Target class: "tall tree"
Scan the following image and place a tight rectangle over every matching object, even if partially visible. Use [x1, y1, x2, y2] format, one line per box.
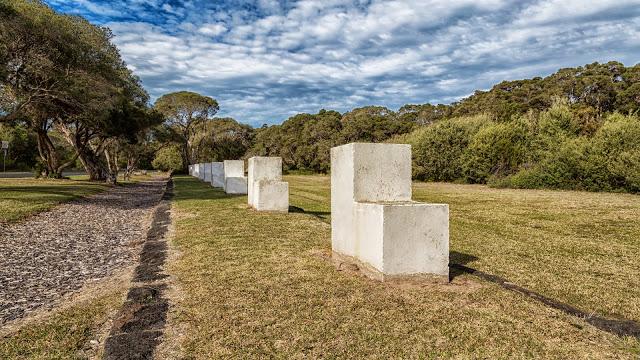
[154, 91, 219, 172]
[0, 0, 158, 182]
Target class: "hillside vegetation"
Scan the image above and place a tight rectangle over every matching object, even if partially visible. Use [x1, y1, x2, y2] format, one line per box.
[247, 62, 639, 192]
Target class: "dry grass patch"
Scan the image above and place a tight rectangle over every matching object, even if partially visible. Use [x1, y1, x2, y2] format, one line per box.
[167, 176, 639, 358]
[0, 278, 128, 359]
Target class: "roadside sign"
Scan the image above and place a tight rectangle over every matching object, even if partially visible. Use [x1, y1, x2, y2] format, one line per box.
[1, 141, 7, 149]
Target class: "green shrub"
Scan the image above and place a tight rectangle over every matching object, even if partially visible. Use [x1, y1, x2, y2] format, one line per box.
[407, 115, 489, 181]
[462, 118, 530, 183]
[152, 145, 183, 173]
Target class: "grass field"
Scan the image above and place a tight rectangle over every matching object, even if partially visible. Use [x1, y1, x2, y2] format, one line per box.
[0, 281, 127, 359]
[0, 178, 109, 223]
[167, 175, 640, 358]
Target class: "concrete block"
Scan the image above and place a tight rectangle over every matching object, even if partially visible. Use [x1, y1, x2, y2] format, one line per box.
[253, 180, 289, 211]
[331, 142, 449, 282]
[223, 160, 244, 178]
[211, 162, 224, 188]
[203, 163, 212, 183]
[188, 165, 192, 176]
[225, 177, 247, 194]
[223, 160, 247, 194]
[247, 157, 288, 211]
[193, 163, 200, 178]
[198, 163, 205, 180]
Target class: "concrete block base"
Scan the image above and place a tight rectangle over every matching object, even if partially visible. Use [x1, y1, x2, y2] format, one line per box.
[331, 251, 449, 284]
[225, 177, 247, 194]
[253, 180, 288, 212]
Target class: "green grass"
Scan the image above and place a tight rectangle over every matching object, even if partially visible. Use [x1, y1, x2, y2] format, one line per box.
[0, 178, 109, 223]
[0, 287, 125, 359]
[168, 175, 640, 358]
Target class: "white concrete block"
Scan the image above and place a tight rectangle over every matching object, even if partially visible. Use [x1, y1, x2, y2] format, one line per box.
[331, 142, 449, 282]
[193, 163, 200, 178]
[248, 157, 282, 206]
[223, 160, 244, 178]
[188, 165, 192, 176]
[225, 177, 247, 194]
[211, 162, 224, 188]
[203, 162, 212, 183]
[253, 180, 289, 211]
[247, 157, 288, 211]
[223, 160, 247, 194]
[198, 163, 205, 180]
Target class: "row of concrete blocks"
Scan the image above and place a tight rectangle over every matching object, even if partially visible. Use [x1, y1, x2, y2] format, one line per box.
[189, 143, 450, 283]
[188, 157, 289, 212]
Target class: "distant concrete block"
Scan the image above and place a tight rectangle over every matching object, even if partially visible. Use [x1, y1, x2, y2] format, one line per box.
[204, 162, 212, 183]
[211, 162, 224, 188]
[225, 177, 247, 194]
[188, 165, 193, 176]
[199, 163, 207, 181]
[223, 160, 247, 194]
[331, 142, 449, 282]
[247, 157, 288, 211]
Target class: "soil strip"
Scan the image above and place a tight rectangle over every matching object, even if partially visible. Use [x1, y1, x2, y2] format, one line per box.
[103, 179, 173, 359]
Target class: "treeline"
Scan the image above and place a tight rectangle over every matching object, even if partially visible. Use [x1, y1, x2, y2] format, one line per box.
[1, 0, 638, 192]
[246, 61, 640, 192]
[0, 0, 162, 183]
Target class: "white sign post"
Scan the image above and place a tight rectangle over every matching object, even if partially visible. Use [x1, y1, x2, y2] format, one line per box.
[1, 141, 8, 173]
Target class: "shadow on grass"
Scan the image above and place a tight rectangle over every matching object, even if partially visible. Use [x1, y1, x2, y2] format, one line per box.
[450, 262, 640, 339]
[289, 205, 331, 223]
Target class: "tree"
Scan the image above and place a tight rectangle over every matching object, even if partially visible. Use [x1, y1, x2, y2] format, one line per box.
[152, 145, 183, 173]
[154, 91, 219, 172]
[0, 0, 158, 182]
[191, 118, 254, 163]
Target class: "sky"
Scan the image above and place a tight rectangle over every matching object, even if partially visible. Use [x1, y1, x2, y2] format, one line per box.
[45, 0, 640, 126]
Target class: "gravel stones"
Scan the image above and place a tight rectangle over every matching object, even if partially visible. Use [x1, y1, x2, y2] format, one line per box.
[0, 179, 167, 325]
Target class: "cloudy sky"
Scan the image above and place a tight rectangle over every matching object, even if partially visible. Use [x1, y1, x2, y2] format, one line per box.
[45, 0, 640, 126]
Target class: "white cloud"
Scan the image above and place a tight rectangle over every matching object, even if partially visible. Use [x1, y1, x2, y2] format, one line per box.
[47, 0, 640, 125]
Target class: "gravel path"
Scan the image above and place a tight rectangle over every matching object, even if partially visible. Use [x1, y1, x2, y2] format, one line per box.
[0, 179, 168, 325]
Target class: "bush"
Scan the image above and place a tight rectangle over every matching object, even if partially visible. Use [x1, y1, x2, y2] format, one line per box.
[152, 145, 183, 173]
[407, 115, 489, 181]
[462, 118, 530, 183]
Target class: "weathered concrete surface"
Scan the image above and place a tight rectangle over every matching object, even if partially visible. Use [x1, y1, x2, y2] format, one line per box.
[192, 164, 200, 178]
[247, 157, 288, 211]
[188, 165, 193, 176]
[225, 177, 247, 194]
[253, 181, 289, 211]
[331, 142, 449, 281]
[211, 162, 224, 188]
[203, 163, 212, 183]
[223, 160, 247, 194]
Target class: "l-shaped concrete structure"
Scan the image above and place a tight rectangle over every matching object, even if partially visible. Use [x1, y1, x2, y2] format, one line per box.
[331, 143, 449, 282]
[247, 157, 289, 212]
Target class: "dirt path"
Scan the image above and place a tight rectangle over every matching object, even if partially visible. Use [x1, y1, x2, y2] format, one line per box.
[0, 178, 168, 325]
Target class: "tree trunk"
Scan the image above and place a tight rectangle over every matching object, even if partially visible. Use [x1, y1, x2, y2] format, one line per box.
[77, 147, 107, 181]
[181, 142, 190, 173]
[35, 129, 63, 178]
